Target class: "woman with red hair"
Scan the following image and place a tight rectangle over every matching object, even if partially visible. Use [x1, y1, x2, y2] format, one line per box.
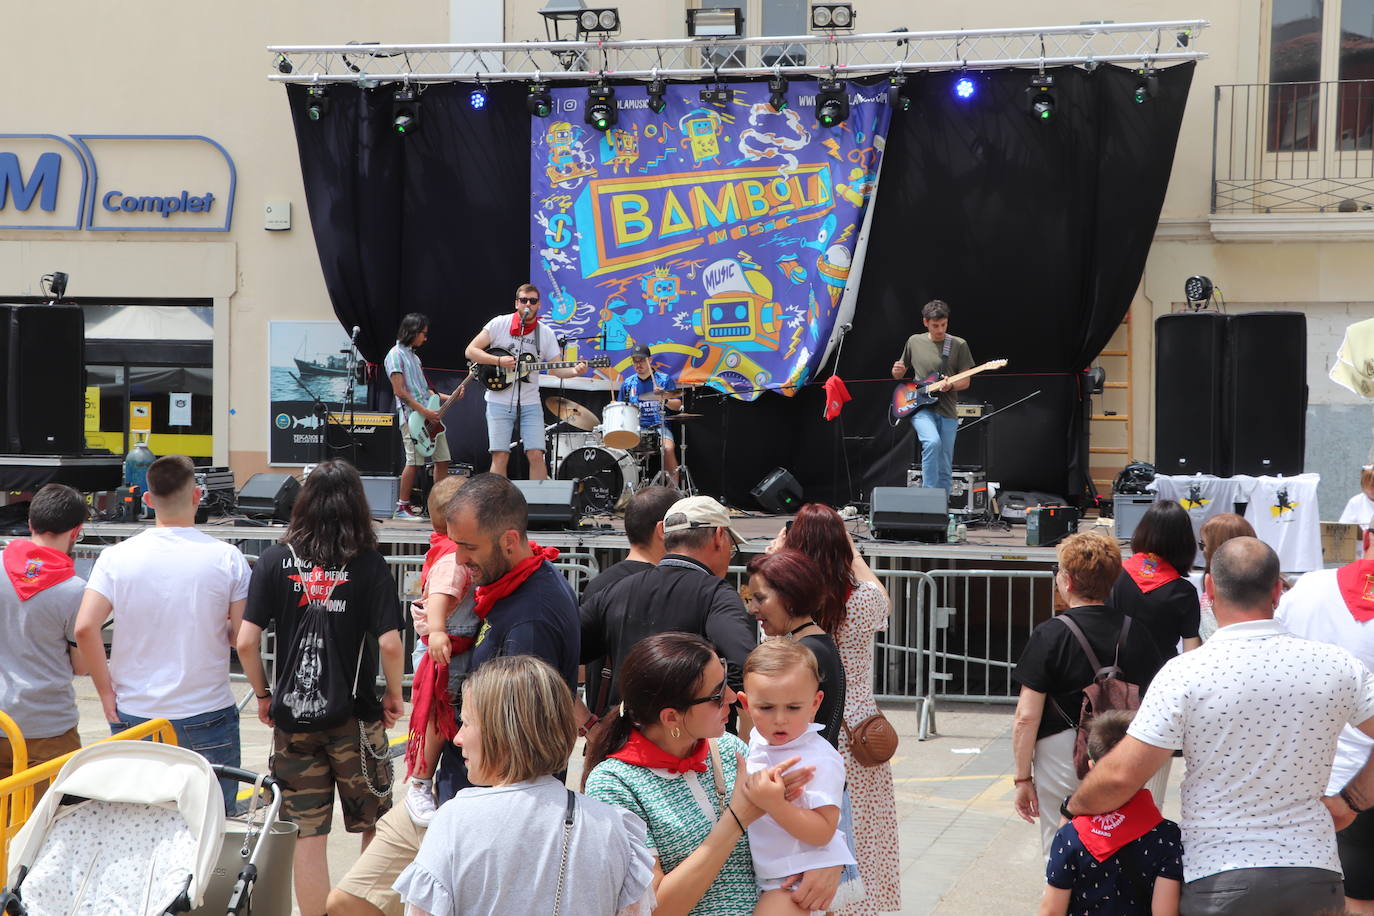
[774, 504, 900, 916]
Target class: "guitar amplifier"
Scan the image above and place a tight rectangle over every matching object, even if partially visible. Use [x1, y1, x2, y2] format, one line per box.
[906, 467, 988, 516]
[1026, 505, 1080, 547]
[326, 411, 403, 476]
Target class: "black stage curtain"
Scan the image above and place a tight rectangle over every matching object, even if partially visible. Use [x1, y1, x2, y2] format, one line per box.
[287, 63, 1192, 504]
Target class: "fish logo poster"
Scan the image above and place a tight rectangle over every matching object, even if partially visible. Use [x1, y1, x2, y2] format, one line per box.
[530, 80, 891, 400]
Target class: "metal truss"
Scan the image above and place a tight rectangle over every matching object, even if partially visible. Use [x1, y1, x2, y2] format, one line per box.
[268, 19, 1208, 85]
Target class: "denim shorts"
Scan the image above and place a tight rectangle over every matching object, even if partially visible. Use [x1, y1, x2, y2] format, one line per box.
[111, 704, 241, 814]
[486, 400, 547, 453]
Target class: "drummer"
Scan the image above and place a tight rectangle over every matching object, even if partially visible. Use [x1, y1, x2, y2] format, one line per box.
[619, 343, 681, 486]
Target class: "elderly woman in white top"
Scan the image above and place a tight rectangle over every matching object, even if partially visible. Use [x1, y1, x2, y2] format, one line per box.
[394, 655, 655, 916]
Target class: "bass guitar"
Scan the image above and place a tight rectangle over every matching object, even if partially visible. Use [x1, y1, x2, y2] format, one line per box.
[473, 346, 611, 392]
[408, 371, 478, 459]
[890, 358, 1008, 420]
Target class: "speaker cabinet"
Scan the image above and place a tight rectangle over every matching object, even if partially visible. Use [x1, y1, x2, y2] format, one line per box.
[870, 486, 947, 541]
[1, 304, 85, 454]
[360, 476, 401, 519]
[751, 467, 803, 513]
[511, 479, 578, 530]
[237, 473, 301, 521]
[1155, 312, 1228, 476]
[1224, 311, 1306, 476]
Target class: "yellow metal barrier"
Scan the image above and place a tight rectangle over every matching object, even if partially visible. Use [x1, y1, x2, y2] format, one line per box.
[0, 718, 178, 882]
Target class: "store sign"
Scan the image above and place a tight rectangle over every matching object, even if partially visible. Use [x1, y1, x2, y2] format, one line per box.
[0, 133, 235, 231]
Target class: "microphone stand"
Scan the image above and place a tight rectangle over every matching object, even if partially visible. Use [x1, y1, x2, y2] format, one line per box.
[341, 329, 361, 468]
[290, 370, 333, 466]
[828, 323, 858, 507]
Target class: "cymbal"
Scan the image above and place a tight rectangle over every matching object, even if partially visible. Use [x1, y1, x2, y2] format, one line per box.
[637, 390, 683, 402]
[665, 413, 703, 421]
[544, 397, 598, 431]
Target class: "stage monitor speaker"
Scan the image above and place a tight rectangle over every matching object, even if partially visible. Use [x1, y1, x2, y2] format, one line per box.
[1026, 505, 1080, 547]
[512, 479, 578, 530]
[870, 486, 947, 541]
[1224, 311, 1306, 476]
[1155, 312, 1228, 476]
[236, 473, 301, 522]
[360, 475, 400, 519]
[751, 467, 803, 514]
[1, 304, 85, 454]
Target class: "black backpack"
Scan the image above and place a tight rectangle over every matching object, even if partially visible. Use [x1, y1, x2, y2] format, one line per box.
[271, 546, 362, 732]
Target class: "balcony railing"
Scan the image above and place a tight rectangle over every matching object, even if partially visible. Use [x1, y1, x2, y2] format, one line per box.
[1212, 80, 1374, 213]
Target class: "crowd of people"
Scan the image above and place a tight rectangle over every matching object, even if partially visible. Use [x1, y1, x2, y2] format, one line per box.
[8, 458, 1374, 915]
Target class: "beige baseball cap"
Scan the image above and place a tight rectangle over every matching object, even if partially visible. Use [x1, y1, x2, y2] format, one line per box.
[662, 495, 746, 547]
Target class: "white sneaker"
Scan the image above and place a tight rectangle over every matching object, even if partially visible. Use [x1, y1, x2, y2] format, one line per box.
[405, 778, 437, 825]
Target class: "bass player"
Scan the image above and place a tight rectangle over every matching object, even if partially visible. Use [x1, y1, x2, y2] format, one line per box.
[890, 299, 974, 497]
[465, 283, 588, 479]
[386, 312, 451, 519]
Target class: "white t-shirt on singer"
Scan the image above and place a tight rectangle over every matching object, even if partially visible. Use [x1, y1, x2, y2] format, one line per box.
[86, 526, 251, 720]
[481, 315, 561, 408]
[745, 723, 855, 880]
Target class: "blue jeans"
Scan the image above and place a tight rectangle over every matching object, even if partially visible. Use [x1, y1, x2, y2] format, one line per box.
[912, 409, 959, 495]
[111, 704, 240, 814]
[486, 400, 547, 453]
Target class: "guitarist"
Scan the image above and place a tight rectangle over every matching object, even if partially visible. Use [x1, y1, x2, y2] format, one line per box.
[386, 312, 451, 519]
[464, 283, 588, 480]
[890, 299, 974, 497]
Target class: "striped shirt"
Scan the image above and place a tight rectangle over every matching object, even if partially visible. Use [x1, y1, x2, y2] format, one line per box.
[384, 342, 428, 420]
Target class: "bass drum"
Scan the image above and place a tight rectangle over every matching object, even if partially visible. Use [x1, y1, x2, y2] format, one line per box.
[556, 446, 639, 514]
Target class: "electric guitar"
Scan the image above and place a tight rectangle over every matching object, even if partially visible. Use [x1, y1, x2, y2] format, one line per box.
[408, 371, 479, 459]
[890, 358, 1008, 420]
[473, 346, 611, 392]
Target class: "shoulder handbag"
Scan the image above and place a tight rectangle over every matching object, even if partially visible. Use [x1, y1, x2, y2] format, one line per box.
[842, 711, 899, 767]
[551, 787, 577, 916]
[271, 545, 363, 732]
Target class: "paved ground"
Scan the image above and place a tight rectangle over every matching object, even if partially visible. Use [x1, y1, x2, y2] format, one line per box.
[58, 682, 1183, 914]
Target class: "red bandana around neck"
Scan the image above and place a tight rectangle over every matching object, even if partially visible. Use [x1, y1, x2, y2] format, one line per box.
[1123, 552, 1181, 594]
[472, 542, 560, 618]
[4, 541, 75, 601]
[1337, 557, 1374, 623]
[421, 531, 458, 586]
[1072, 789, 1164, 862]
[609, 729, 710, 774]
[509, 310, 539, 337]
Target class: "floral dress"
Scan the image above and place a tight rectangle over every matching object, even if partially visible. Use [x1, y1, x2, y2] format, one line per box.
[832, 580, 901, 914]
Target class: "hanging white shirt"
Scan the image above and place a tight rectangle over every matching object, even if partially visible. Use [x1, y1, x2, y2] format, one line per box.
[1238, 473, 1323, 572]
[1128, 618, 1374, 883]
[1150, 475, 1253, 567]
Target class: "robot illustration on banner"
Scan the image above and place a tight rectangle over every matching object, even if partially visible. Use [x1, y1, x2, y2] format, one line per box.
[639, 266, 684, 315]
[600, 126, 641, 174]
[678, 108, 725, 167]
[543, 121, 597, 188]
[691, 257, 784, 352]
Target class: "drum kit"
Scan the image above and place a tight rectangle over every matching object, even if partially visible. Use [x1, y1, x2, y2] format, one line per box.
[544, 387, 701, 515]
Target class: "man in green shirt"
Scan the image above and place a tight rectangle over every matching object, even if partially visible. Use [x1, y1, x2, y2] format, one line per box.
[890, 299, 974, 496]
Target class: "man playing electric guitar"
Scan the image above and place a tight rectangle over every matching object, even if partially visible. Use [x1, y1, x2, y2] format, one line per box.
[386, 312, 452, 519]
[465, 282, 588, 479]
[890, 299, 974, 497]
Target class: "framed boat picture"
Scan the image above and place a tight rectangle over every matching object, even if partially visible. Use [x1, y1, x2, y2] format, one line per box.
[268, 320, 370, 466]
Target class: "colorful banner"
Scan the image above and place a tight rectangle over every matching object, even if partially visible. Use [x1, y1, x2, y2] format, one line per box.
[530, 80, 891, 400]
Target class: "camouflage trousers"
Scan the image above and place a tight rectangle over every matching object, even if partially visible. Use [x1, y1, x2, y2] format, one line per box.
[270, 718, 393, 838]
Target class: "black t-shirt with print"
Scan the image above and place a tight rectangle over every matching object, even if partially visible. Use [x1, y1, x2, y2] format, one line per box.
[1013, 605, 1165, 741]
[243, 544, 404, 724]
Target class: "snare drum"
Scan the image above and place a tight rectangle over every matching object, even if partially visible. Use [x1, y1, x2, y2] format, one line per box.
[601, 401, 641, 449]
[556, 445, 639, 513]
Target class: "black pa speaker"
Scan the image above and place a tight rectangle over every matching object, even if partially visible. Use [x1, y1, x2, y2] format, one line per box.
[870, 486, 947, 541]
[511, 479, 578, 530]
[751, 467, 803, 514]
[236, 473, 301, 522]
[1155, 312, 1228, 475]
[1224, 311, 1306, 476]
[1, 304, 85, 454]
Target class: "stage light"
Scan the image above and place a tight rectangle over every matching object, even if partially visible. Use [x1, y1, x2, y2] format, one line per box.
[526, 81, 553, 117]
[647, 78, 667, 114]
[468, 87, 488, 110]
[539, 0, 587, 42]
[686, 7, 744, 38]
[815, 79, 849, 128]
[700, 86, 731, 106]
[1184, 275, 1213, 304]
[392, 87, 421, 135]
[275, 55, 294, 75]
[768, 75, 789, 112]
[586, 82, 617, 131]
[810, 3, 855, 31]
[954, 76, 976, 99]
[1132, 67, 1159, 104]
[887, 71, 909, 112]
[1026, 74, 1055, 120]
[305, 86, 329, 121]
[576, 7, 620, 36]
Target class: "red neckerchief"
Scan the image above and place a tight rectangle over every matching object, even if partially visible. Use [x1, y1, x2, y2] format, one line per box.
[421, 531, 457, 586]
[508, 310, 539, 337]
[3, 541, 75, 601]
[609, 729, 710, 774]
[1123, 552, 1181, 594]
[472, 542, 560, 618]
[1337, 558, 1374, 623]
[1072, 789, 1163, 862]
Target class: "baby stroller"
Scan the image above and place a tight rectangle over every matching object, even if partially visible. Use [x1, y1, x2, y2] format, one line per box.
[1, 742, 289, 916]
